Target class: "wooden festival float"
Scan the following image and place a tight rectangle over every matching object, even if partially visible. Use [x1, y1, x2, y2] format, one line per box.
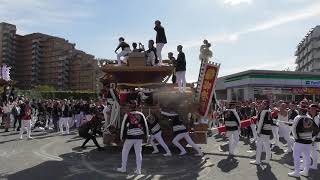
[100, 52, 220, 146]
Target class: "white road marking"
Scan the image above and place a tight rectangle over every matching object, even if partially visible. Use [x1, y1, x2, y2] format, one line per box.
[33, 141, 63, 161]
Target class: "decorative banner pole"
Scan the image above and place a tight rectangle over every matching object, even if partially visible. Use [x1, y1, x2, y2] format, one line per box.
[1, 64, 11, 81]
[197, 62, 220, 117]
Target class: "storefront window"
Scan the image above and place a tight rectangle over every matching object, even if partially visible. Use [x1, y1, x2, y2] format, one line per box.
[295, 94, 313, 102]
[231, 89, 236, 101]
[275, 94, 286, 101]
[231, 88, 245, 101]
[237, 89, 244, 102]
[254, 94, 268, 101]
[295, 95, 304, 102]
[304, 95, 313, 101]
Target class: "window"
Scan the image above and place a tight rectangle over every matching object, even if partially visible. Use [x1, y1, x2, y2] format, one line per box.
[254, 94, 268, 101]
[237, 89, 244, 101]
[315, 95, 320, 102]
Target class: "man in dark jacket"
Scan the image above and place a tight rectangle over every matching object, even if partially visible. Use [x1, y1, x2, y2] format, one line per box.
[175, 45, 186, 93]
[52, 101, 61, 132]
[79, 113, 104, 150]
[154, 20, 167, 65]
[12, 101, 21, 131]
[115, 37, 131, 65]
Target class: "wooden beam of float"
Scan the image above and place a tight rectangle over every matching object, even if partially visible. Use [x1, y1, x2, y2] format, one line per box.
[100, 66, 174, 85]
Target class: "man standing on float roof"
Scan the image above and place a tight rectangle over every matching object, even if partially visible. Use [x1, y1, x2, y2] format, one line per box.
[223, 102, 241, 156]
[154, 20, 167, 65]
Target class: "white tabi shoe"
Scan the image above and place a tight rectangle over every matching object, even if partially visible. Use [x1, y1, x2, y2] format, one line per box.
[250, 160, 260, 165]
[299, 170, 309, 177]
[284, 149, 292, 153]
[163, 152, 172, 157]
[152, 150, 159, 154]
[134, 169, 141, 175]
[263, 160, 270, 165]
[288, 171, 300, 178]
[250, 138, 256, 143]
[116, 168, 126, 173]
[179, 151, 187, 156]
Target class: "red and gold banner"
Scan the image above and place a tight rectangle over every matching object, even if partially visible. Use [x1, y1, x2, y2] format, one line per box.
[198, 63, 219, 117]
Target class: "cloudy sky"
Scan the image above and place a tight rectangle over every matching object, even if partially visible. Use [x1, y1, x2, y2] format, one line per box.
[0, 0, 319, 81]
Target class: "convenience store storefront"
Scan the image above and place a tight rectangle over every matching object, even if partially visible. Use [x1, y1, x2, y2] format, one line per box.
[215, 70, 320, 102]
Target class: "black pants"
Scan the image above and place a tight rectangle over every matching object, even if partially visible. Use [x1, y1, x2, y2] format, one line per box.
[80, 130, 101, 148]
[52, 117, 59, 131]
[13, 116, 21, 129]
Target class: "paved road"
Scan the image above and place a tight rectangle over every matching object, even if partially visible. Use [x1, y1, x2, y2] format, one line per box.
[0, 129, 319, 180]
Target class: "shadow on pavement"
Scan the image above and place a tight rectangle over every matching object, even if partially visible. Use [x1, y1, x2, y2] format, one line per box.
[0, 131, 20, 137]
[0, 138, 18, 145]
[3, 146, 210, 180]
[273, 152, 294, 166]
[271, 146, 285, 155]
[256, 165, 277, 180]
[205, 152, 255, 160]
[217, 156, 239, 172]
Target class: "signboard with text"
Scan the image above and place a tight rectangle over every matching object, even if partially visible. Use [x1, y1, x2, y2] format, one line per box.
[198, 63, 220, 117]
[305, 80, 320, 87]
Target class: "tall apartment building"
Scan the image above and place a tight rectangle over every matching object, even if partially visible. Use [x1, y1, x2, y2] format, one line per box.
[38, 36, 75, 90]
[295, 26, 320, 72]
[0, 22, 16, 74]
[1, 22, 100, 91]
[15, 33, 49, 88]
[15, 33, 76, 90]
[69, 50, 101, 91]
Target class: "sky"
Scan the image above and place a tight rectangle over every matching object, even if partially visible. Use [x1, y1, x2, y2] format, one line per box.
[0, 0, 319, 82]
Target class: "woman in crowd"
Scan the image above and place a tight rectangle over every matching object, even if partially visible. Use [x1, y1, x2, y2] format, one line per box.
[2, 101, 12, 132]
[277, 102, 293, 153]
[19, 100, 32, 139]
